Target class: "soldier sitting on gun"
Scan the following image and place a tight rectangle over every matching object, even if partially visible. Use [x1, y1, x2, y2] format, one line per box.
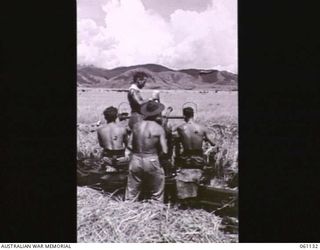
[127, 72, 149, 130]
[174, 107, 216, 207]
[97, 106, 130, 173]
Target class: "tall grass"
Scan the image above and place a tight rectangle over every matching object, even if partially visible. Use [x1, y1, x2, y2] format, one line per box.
[78, 186, 238, 243]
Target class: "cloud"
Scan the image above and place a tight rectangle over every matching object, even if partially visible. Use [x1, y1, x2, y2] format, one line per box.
[77, 0, 237, 73]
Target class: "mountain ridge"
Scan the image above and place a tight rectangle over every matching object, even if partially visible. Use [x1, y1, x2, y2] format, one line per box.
[77, 64, 238, 90]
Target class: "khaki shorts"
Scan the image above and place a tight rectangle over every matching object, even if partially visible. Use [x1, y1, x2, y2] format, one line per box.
[175, 154, 205, 199]
[176, 168, 204, 199]
[125, 154, 164, 202]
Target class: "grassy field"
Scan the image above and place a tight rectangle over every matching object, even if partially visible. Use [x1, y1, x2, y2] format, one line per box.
[77, 88, 238, 125]
[77, 88, 238, 243]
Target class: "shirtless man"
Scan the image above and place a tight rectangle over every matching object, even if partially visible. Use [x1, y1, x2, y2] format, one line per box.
[97, 106, 129, 172]
[175, 107, 215, 203]
[127, 71, 149, 130]
[125, 101, 168, 202]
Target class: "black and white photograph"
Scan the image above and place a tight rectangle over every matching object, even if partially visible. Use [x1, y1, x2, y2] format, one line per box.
[3, 0, 320, 244]
[77, 0, 238, 243]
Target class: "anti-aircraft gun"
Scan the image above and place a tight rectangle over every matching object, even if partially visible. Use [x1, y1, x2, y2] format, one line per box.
[78, 99, 238, 218]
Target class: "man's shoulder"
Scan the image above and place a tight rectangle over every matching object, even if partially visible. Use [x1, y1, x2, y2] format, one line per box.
[120, 125, 130, 134]
[97, 123, 117, 131]
[147, 120, 164, 131]
[191, 122, 206, 134]
[194, 122, 205, 129]
[128, 88, 136, 93]
[177, 122, 205, 130]
[186, 121, 204, 129]
[111, 123, 127, 132]
[177, 123, 187, 131]
[177, 123, 185, 129]
[97, 125, 107, 134]
[129, 84, 140, 92]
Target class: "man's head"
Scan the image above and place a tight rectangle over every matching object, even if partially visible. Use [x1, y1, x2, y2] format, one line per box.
[133, 71, 148, 89]
[183, 107, 194, 121]
[103, 106, 118, 123]
[140, 101, 165, 121]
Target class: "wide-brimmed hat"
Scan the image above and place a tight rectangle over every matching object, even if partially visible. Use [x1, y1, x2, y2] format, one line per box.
[140, 101, 165, 117]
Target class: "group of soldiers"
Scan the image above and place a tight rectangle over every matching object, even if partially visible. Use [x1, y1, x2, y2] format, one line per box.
[97, 72, 216, 204]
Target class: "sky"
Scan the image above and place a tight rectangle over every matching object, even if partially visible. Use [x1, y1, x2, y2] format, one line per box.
[77, 0, 237, 73]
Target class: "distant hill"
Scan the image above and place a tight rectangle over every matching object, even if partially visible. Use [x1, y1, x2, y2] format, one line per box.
[77, 64, 237, 90]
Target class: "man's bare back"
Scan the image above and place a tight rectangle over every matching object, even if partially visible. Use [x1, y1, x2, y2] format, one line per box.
[177, 121, 208, 151]
[97, 123, 128, 150]
[125, 101, 168, 202]
[174, 108, 215, 201]
[132, 121, 168, 154]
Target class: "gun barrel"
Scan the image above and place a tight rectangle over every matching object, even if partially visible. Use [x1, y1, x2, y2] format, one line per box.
[164, 116, 184, 119]
[119, 115, 184, 120]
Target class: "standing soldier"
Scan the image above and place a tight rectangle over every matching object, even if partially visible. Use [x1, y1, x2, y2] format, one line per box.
[174, 107, 216, 207]
[125, 101, 168, 202]
[127, 71, 149, 130]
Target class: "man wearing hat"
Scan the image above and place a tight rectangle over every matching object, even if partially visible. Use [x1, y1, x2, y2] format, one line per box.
[125, 101, 168, 202]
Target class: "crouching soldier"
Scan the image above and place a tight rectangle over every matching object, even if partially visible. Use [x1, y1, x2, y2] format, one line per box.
[97, 106, 130, 192]
[174, 107, 215, 207]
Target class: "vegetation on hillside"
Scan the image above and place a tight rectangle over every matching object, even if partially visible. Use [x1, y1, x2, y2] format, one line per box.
[77, 64, 237, 90]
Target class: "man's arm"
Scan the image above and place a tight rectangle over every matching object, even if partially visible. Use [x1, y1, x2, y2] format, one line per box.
[174, 126, 182, 157]
[122, 128, 129, 148]
[162, 106, 173, 130]
[126, 132, 133, 151]
[97, 130, 104, 148]
[159, 127, 168, 154]
[130, 89, 148, 106]
[203, 127, 215, 146]
[165, 123, 174, 158]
